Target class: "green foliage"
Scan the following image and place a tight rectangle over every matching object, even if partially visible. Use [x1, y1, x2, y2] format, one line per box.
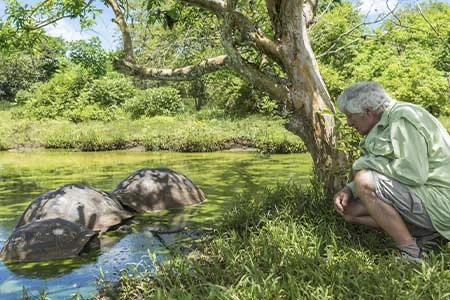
[205, 72, 279, 116]
[14, 69, 137, 122]
[78, 72, 135, 107]
[0, 108, 306, 153]
[439, 116, 450, 131]
[13, 66, 88, 120]
[4, 0, 102, 31]
[123, 86, 183, 119]
[376, 48, 449, 116]
[69, 72, 136, 122]
[310, 2, 363, 69]
[0, 22, 65, 100]
[315, 2, 450, 117]
[437, 31, 450, 73]
[333, 112, 362, 165]
[68, 37, 109, 77]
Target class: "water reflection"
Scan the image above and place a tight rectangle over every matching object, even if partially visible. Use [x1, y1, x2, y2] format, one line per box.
[0, 150, 311, 299]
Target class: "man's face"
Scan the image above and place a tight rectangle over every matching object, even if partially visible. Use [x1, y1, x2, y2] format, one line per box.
[345, 109, 381, 135]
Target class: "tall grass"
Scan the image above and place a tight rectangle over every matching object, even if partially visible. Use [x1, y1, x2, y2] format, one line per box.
[0, 108, 306, 154]
[101, 180, 450, 299]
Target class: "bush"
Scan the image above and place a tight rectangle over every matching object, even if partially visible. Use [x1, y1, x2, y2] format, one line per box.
[14, 69, 137, 122]
[0, 48, 63, 101]
[67, 72, 136, 122]
[205, 71, 279, 116]
[78, 72, 136, 107]
[68, 37, 109, 77]
[123, 87, 184, 119]
[13, 66, 88, 120]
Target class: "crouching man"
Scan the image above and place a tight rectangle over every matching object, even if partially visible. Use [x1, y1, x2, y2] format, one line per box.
[334, 81, 450, 262]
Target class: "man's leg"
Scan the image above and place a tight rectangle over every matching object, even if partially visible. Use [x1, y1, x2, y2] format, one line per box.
[353, 169, 419, 256]
[342, 199, 379, 228]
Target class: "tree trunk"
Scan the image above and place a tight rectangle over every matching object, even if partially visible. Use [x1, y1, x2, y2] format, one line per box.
[279, 0, 351, 198]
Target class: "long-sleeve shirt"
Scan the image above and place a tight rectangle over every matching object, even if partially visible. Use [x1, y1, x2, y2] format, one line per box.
[346, 101, 450, 239]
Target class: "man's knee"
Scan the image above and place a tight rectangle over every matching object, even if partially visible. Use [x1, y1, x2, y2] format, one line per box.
[354, 170, 377, 203]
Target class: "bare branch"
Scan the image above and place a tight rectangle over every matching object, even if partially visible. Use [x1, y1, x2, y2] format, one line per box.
[221, 2, 288, 103]
[312, 5, 397, 59]
[114, 55, 230, 80]
[104, 0, 134, 61]
[31, 0, 96, 30]
[416, 2, 450, 51]
[316, 38, 360, 59]
[183, 0, 283, 66]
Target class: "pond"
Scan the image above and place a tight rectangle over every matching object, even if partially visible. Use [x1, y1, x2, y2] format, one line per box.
[0, 150, 312, 299]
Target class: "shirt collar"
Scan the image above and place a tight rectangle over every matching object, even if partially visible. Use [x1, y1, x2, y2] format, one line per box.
[375, 100, 397, 128]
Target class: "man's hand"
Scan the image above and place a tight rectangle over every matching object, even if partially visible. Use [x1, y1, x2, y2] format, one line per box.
[334, 186, 353, 216]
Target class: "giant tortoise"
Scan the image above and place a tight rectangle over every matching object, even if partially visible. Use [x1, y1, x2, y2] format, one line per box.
[16, 184, 133, 232]
[111, 168, 206, 213]
[0, 218, 98, 262]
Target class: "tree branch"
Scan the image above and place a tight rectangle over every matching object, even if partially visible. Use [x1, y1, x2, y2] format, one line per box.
[416, 2, 450, 51]
[312, 5, 396, 60]
[104, 0, 134, 61]
[114, 55, 230, 80]
[29, 0, 96, 30]
[220, 1, 288, 103]
[183, 0, 283, 67]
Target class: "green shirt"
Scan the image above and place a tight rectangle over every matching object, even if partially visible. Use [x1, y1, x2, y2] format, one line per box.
[346, 101, 450, 239]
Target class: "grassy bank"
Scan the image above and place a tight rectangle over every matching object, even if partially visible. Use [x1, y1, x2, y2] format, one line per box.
[98, 181, 450, 299]
[1, 102, 449, 154]
[0, 107, 306, 154]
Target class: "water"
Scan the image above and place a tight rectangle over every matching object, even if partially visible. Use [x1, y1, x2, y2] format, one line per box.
[0, 150, 312, 299]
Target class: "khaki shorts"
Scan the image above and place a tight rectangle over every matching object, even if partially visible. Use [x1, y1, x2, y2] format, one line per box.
[369, 170, 436, 235]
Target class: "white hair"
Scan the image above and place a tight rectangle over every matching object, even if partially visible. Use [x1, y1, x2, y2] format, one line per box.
[337, 81, 394, 114]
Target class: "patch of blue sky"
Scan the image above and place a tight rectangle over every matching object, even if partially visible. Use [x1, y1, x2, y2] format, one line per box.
[1, 0, 119, 51]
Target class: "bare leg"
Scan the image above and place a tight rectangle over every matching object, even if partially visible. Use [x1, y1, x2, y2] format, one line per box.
[342, 200, 380, 228]
[354, 170, 415, 247]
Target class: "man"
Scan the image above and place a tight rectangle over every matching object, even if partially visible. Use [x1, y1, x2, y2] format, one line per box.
[334, 81, 450, 262]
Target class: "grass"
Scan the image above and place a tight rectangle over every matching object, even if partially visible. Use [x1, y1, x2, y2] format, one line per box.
[95, 180, 450, 299]
[0, 106, 306, 154]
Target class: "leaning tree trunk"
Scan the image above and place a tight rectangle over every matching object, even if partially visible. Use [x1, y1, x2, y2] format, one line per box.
[273, 0, 351, 198]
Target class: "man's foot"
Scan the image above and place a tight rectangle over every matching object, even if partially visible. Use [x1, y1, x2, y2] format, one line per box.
[396, 242, 424, 263]
[396, 248, 424, 263]
[415, 232, 445, 250]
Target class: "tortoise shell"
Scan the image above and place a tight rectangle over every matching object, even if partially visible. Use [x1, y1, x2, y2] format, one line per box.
[111, 168, 206, 213]
[16, 184, 133, 232]
[0, 218, 98, 262]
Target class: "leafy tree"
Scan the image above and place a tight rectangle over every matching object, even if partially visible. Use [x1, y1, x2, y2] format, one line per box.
[68, 37, 109, 77]
[348, 3, 450, 116]
[0, 22, 66, 100]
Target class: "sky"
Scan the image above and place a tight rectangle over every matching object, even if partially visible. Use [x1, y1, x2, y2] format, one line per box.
[1, 0, 449, 51]
[0, 0, 119, 50]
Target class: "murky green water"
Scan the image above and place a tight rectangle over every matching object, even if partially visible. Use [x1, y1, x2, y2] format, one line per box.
[0, 150, 311, 299]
